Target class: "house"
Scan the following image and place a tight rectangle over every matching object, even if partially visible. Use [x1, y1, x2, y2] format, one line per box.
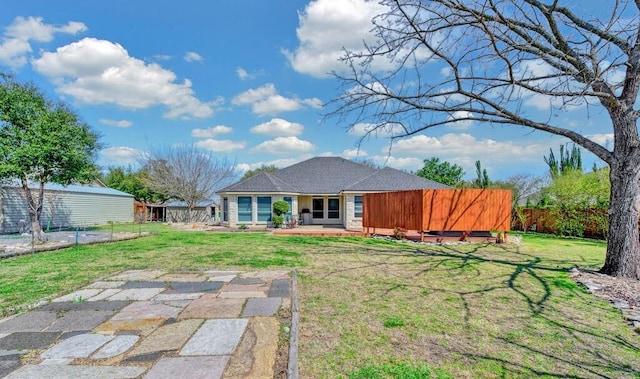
[165, 201, 219, 223]
[0, 183, 134, 233]
[217, 157, 449, 230]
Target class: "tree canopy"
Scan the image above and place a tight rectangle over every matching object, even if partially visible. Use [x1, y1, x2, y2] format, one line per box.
[330, 0, 640, 278]
[105, 166, 168, 204]
[0, 74, 101, 239]
[415, 157, 465, 187]
[240, 165, 279, 181]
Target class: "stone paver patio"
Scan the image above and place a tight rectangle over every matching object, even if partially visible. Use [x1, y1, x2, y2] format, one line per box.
[0, 269, 291, 378]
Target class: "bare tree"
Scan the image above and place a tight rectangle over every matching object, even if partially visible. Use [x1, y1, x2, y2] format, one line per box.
[330, 0, 640, 278]
[143, 145, 237, 222]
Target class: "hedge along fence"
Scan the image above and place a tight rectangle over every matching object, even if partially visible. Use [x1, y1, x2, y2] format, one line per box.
[514, 208, 609, 239]
[363, 189, 512, 240]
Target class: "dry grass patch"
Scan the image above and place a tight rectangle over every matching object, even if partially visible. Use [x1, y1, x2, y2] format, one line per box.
[297, 235, 640, 378]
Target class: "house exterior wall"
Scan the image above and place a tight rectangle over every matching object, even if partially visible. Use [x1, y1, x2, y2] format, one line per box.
[223, 194, 299, 228]
[0, 187, 134, 234]
[344, 194, 364, 230]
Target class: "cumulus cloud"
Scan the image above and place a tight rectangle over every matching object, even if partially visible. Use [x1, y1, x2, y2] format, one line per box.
[0, 16, 86, 68]
[232, 83, 322, 116]
[101, 146, 145, 165]
[369, 155, 424, 171]
[235, 157, 305, 173]
[251, 136, 316, 154]
[341, 148, 368, 158]
[184, 51, 203, 62]
[194, 139, 246, 152]
[99, 118, 133, 128]
[236, 67, 249, 80]
[587, 133, 614, 148]
[446, 111, 474, 130]
[284, 0, 389, 78]
[191, 125, 233, 138]
[348, 122, 406, 138]
[32, 37, 218, 119]
[251, 118, 304, 136]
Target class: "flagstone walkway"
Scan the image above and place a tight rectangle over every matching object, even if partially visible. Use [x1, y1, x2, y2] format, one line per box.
[0, 269, 292, 378]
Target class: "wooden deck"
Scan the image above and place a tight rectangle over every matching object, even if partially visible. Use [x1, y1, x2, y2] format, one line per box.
[271, 226, 502, 242]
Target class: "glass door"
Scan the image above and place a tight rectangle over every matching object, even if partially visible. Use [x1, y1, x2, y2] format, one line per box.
[312, 198, 324, 219]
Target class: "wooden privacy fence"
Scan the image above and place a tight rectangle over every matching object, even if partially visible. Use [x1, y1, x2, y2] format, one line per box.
[363, 189, 512, 239]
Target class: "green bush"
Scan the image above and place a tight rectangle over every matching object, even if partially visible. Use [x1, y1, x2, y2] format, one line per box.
[272, 215, 284, 228]
[273, 200, 289, 216]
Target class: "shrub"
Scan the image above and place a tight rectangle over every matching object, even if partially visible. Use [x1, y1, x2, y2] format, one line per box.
[272, 215, 284, 228]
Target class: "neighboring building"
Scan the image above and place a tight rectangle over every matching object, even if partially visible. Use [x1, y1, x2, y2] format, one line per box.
[0, 183, 134, 234]
[217, 157, 449, 230]
[165, 201, 218, 223]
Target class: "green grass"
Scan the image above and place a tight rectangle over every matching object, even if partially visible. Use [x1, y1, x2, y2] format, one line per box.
[0, 227, 638, 378]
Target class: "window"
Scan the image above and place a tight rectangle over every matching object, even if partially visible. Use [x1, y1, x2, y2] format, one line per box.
[223, 197, 229, 222]
[283, 196, 293, 220]
[257, 196, 272, 222]
[312, 198, 324, 219]
[354, 196, 363, 218]
[328, 198, 340, 219]
[237, 196, 252, 222]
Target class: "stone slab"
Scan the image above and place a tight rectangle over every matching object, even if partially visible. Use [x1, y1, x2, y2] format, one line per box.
[107, 288, 164, 301]
[0, 312, 56, 333]
[242, 298, 281, 317]
[207, 275, 237, 283]
[92, 335, 139, 359]
[38, 358, 73, 365]
[85, 281, 125, 289]
[39, 300, 130, 312]
[121, 351, 164, 363]
[0, 332, 61, 350]
[129, 319, 201, 356]
[165, 281, 223, 294]
[5, 364, 146, 378]
[120, 281, 167, 289]
[268, 279, 290, 298]
[220, 284, 268, 293]
[180, 318, 247, 356]
[179, 298, 245, 319]
[203, 270, 241, 276]
[108, 269, 166, 281]
[45, 310, 115, 332]
[224, 317, 279, 379]
[256, 270, 290, 280]
[230, 277, 265, 285]
[218, 291, 266, 299]
[145, 356, 230, 379]
[153, 293, 204, 301]
[111, 301, 183, 321]
[87, 289, 122, 301]
[94, 318, 165, 336]
[157, 273, 206, 282]
[52, 289, 102, 303]
[0, 356, 21, 378]
[41, 333, 113, 359]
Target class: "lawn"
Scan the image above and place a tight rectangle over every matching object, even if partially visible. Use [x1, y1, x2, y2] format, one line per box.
[0, 228, 638, 378]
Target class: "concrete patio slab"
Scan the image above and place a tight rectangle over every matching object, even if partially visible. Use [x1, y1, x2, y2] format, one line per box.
[230, 277, 265, 285]
[52, 289, 102, 302]
[268, 279, 291, 297]
[0, 332, 61, 350]
[39, 300, 130, 312]
[157, 273, 207, 282]
[110, 301, 182, 321]
[242, 297, 281, 317]
[87, 289, 122, 301]
[108, 269, 166, 281]
[120, 281, 167, 289]
[85, 281, 125, 289]
[165, 281, 224, 294]
[218, 291, 266, 299]
[41, 333, 113, 359]
[179, 298, 245, 319]
[94, 318, 166, 336]
[180, 319, 247, 356]
[153, 293, 204, 301]
[256, 270, 291, 280]
[220, 283, 269, 293]
[5, 364, 146, 378]
[0, 356, 21, 378]
[45, 310, 115, 332]
[207, 274, 237, 282]
[145, 356, 230, 379]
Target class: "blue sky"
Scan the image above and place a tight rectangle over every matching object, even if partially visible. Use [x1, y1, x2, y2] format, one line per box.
[0, 0, 613, 181]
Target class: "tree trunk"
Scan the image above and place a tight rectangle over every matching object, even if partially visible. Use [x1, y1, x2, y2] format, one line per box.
[601, 159, 640, 279]
[20, 178, 44, 241]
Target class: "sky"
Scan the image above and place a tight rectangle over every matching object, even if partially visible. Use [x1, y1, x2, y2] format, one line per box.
[0, 0, 615, 181]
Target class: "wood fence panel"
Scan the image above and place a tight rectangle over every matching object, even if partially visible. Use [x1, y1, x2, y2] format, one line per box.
[364, 189, 511, 232]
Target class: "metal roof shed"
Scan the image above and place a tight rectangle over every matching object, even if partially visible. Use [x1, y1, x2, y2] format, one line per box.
[0, 183, 134, 234]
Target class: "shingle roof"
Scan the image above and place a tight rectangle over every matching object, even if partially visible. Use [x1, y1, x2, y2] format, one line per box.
[218, 157, 448, 195]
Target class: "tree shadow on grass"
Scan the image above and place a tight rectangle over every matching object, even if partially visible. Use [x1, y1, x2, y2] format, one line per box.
[306, 241, 640, 378]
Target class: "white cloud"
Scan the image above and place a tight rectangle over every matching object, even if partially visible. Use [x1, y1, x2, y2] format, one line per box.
[236, 67, 249, 80]
[251, 136, 316, 154]
[194, 139, 246, 152]
[101, 146, 145, 165]
[184, 51, 203, 62]
[32, 37, 218, 119]
[236, 157, 307, 173]
[191, 125, 233, 138]
[348, 122, 406, 138]
[446, 111, 474, 130]
[153, 54, 171, 61]
[587, 133, 614, 148]
[232, 83, 322, 116]
[0, 16, 86, 68]
[341, 148, 368, 158]
[284, 0, 389, 78]
[369, 156, 424, 171]
[251, 118, 304, 136]
[99, 118, 133, 128]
